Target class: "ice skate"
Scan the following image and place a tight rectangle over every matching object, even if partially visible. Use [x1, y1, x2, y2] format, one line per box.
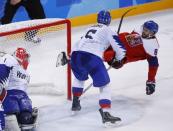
[56, 52, 69, 67]
[71, 96, 81, 115]
[99, 108, 121, 127]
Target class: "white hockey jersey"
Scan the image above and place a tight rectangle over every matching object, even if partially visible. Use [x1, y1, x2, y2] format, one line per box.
[0, 54, 30, 92]
[73, 24, 126, 60]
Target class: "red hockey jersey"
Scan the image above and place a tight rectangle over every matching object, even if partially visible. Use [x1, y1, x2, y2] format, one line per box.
[104, 31, 159, 82]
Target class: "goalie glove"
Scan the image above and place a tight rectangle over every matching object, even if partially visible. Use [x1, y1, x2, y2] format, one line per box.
[107, 57, 126, 69]
[146, 81, 155, 95]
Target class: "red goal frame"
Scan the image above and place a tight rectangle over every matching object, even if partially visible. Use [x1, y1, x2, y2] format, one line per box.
[0, 19, 72, 100]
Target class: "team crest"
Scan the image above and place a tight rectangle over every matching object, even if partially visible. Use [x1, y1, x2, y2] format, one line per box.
[125, 34, 142, 47]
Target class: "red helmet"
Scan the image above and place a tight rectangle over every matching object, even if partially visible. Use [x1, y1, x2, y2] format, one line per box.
[14, 47, 30, 70]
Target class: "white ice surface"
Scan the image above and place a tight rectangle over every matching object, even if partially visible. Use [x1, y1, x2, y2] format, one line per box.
[4, 9, 173, 131]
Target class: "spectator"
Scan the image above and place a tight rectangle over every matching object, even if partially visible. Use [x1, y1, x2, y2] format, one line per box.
[0, 0, 46, 43]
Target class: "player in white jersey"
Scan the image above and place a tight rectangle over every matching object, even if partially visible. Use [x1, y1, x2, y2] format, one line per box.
[70, 10, 126, 125]
[0, 90, 6, 130]
[0, 48, 37, 131]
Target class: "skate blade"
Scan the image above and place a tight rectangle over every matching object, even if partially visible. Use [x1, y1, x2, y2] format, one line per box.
[104, 120, 122, 128]
[71, 110, 80, 116]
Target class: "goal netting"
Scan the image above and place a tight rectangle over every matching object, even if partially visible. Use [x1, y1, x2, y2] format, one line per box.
[0, 18, 72, 100]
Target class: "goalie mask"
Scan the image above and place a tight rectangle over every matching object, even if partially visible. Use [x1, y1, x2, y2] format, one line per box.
[13, 47, 30, 70]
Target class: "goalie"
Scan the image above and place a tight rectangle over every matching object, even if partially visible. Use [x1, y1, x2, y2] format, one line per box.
[0, 48, 37, 131]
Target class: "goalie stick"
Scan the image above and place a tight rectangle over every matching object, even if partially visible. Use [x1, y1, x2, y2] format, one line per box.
[56, 8, 136, 96]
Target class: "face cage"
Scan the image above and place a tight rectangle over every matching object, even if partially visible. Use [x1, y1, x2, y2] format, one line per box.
[19, 54, 30, 70]
[23, 54, 30, 63]
[14, 51, 30, 63]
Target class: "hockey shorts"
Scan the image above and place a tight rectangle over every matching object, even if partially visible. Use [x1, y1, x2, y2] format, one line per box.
[71, 51, 110, 87]
[2, 89, 32, 114]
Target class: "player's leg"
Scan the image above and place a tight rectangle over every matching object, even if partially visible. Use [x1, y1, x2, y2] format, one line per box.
[99, 86, 121, 125]
[71, 77, 84, 111]
[1, 1, 20, 24]
[17, 108, 38, 131]
[23, 0, 45, 20]
[2, 91, 21, 130]
[16, 90, 37, 131]
[89, 56, 121, 125]
[5, 115, 20, 131]
[70, 51, 89, 111]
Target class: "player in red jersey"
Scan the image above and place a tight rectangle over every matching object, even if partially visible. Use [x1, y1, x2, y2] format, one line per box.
[104, 20, 159, 95]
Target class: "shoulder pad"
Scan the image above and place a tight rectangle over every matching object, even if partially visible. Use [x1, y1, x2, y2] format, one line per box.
[143, 38, 159, 56]
[1, 54, 18, 67]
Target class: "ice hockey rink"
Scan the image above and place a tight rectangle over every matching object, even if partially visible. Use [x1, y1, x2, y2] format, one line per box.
[4, 9, 173, 131]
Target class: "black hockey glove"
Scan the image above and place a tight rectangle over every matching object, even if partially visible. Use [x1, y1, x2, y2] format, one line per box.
[107, 57, 126, 69]
[146, 81, 155, 95]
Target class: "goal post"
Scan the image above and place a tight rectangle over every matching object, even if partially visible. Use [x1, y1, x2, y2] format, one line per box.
[0, 19, 72, 100]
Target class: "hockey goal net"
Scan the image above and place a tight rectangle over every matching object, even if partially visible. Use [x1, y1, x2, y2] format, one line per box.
[0, 19, 72, 100]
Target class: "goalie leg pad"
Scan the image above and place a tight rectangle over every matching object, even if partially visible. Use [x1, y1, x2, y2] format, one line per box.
[5, 115, 20, 131]
[17, 111, 34, 125]
[20, 124, 36, 131]
[18, 108, 38, 131]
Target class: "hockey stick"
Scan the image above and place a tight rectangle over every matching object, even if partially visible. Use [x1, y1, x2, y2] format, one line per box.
[117, 8, 136, 35]
[82, 66, 112, 94]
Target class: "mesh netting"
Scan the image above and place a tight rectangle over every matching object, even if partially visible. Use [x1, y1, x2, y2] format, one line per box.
[0, 19, 71, 97]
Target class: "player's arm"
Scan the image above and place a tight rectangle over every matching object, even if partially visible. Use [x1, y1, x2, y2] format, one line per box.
[0, 58, 12, 102]
[0, 64, 10, 102]
[146, 54, 159, 95]
[147, 54, 159, 82]
[107, 31, 126, 69]
[104, 31, 136, 68]
[144, 38, 159, 95]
